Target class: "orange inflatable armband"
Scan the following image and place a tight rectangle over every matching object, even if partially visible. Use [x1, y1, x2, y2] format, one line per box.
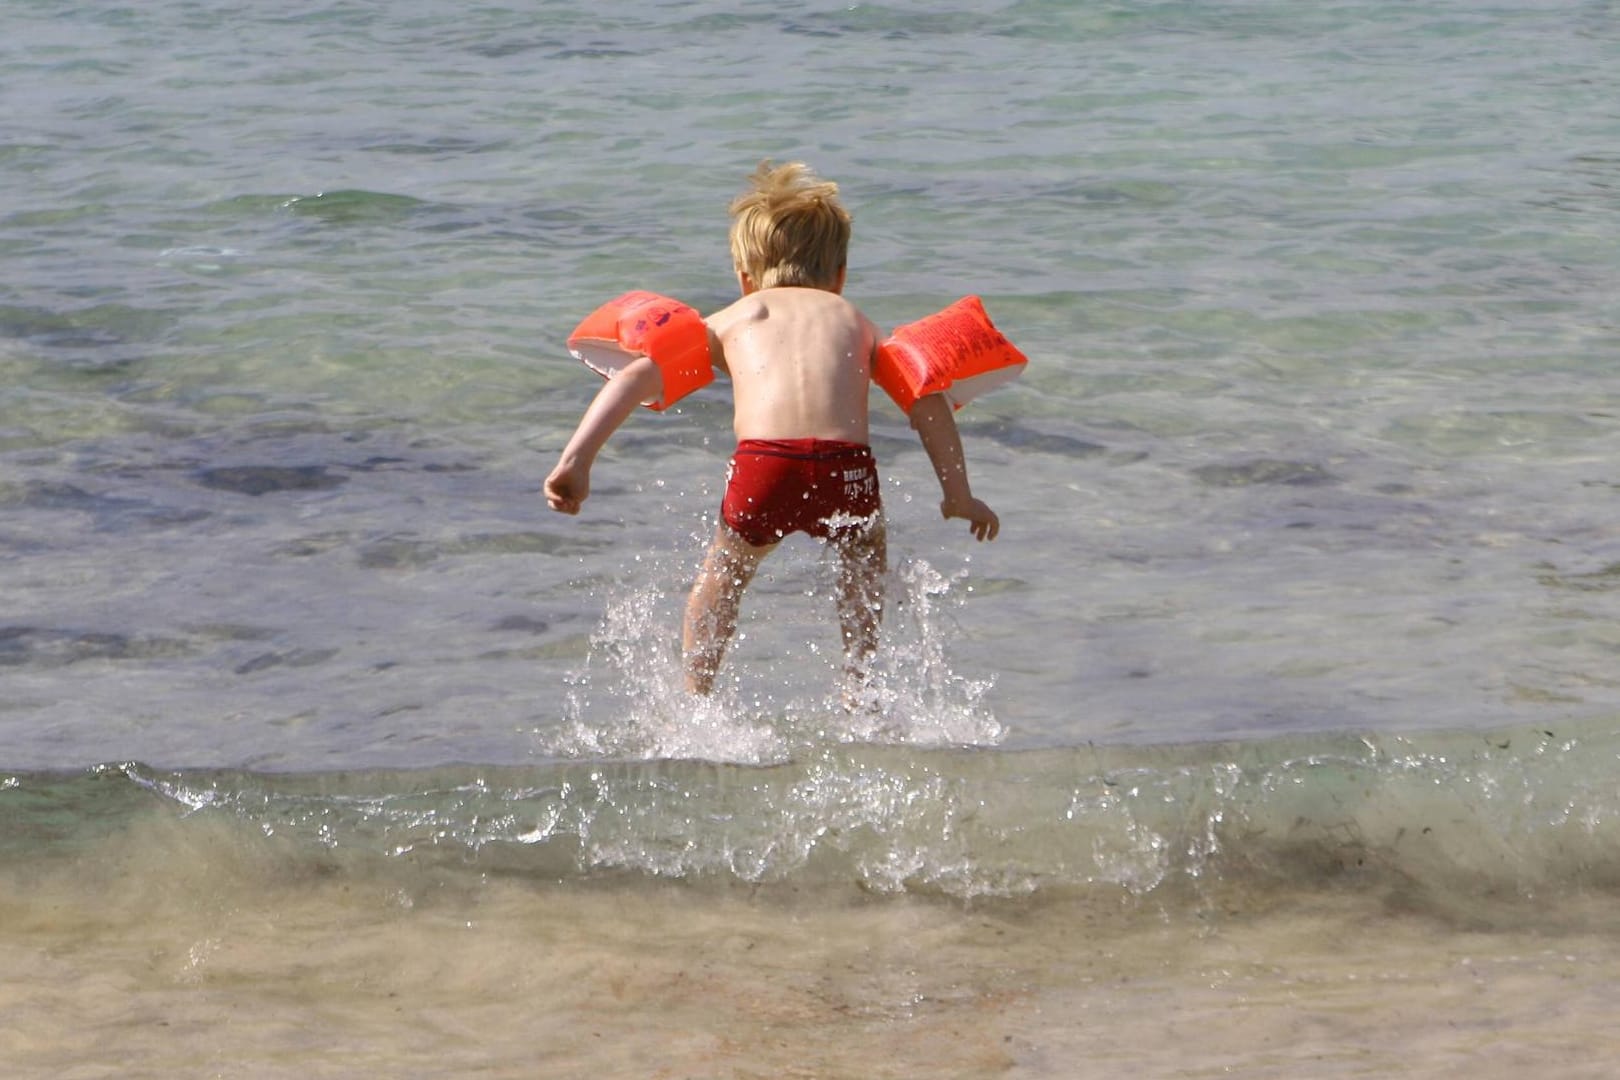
[872, 296, 1027, 413]
[567, 291, 714, 411]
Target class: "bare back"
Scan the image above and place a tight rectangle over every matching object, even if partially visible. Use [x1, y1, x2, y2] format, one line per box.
[706, 287, 879, 443]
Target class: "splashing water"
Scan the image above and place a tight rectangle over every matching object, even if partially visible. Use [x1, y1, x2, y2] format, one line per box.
[542, 552, 1001, 764]
[843, 556, 1002, 748]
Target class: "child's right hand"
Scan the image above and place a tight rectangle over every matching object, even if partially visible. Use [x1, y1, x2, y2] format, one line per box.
[544, 459, 590, 515]
[941, 495, 999, 542]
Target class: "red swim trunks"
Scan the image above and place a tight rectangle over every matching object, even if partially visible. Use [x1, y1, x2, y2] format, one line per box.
[721, 439, 882, 547]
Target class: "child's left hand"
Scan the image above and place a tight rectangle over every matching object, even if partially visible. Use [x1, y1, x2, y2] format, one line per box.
[941, 495, 999, 542]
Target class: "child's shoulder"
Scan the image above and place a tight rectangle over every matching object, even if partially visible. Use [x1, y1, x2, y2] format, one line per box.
[705, 293, 760, 325]
[708, 287, 866, 328]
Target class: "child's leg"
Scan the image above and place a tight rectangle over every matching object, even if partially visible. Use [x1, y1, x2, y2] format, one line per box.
[683, 524, 773, 694]
[831, 517, 887, 687]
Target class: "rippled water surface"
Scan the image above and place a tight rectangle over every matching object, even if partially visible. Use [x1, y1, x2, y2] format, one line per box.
[4, 0, 1620, 1075]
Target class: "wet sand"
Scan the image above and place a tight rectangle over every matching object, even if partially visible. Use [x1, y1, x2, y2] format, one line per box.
[5, 827, 1618, 1079]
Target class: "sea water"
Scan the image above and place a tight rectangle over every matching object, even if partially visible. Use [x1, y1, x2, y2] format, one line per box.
[3, 0, 1620, 1075]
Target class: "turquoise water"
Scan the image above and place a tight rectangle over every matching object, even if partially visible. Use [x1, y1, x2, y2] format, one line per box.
[4, 0, 1620, 1075]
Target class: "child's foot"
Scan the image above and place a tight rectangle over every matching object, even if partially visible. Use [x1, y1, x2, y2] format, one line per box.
[839, 669, 881, 715]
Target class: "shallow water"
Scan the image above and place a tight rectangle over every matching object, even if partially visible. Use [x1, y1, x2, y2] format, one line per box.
[4, 0, 1620, 1074]
[10, 723, 1620, 1075]
[7, 802, 1620, 1078]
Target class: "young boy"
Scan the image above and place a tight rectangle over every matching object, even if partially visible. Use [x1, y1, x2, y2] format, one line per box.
[544, 161, 999, 695]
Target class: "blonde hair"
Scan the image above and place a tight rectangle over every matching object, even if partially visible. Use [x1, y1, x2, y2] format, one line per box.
[728, 161, 851, 290]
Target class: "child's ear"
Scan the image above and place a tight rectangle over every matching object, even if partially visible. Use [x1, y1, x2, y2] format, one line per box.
[833, 266, 847, 294]
[736, 268, 758, 295]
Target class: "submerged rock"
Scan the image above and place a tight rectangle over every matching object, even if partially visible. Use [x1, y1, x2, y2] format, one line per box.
[195, 465, 346, 496]
[1192, 460, 1340, 488]
[0, 626, 193, 667]
[964, 421, 1107, 458]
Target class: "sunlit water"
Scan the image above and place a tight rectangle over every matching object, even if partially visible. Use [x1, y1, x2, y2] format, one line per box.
[3, 0, 1620, 1074]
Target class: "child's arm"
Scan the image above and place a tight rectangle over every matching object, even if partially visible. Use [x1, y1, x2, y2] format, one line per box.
[544, 355, 664, 515]
[908, 392, 1000, 542]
